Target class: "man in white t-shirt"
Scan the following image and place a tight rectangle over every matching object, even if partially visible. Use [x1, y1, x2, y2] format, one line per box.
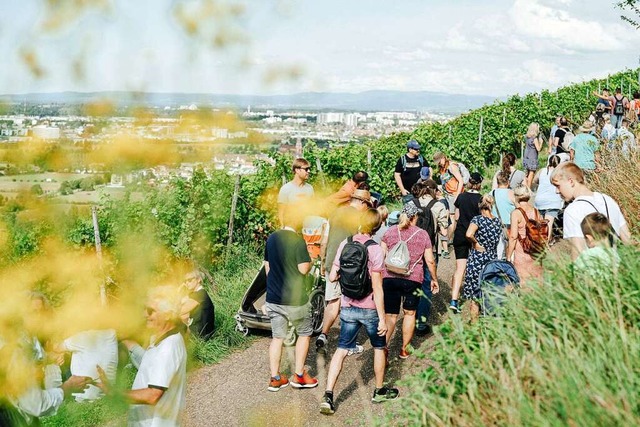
[56, 329, 118, 402]
[99, 287, 187, 427]
[277, 157, 314, 227]
[550, 162, 631, 258]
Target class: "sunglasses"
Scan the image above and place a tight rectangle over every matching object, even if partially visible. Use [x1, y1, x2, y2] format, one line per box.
[297, 167, 311, 172]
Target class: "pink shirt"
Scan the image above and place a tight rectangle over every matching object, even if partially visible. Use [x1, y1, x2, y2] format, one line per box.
[331, 234, 384, 310]
[381, 225, 431, 284]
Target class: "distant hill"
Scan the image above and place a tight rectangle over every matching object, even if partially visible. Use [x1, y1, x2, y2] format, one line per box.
[0, 90, 498, 113]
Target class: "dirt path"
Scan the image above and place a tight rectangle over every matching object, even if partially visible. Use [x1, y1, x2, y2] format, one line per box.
[183, 256, 455, 427]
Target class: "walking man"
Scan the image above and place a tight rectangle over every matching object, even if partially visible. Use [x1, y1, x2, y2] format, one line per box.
[264, 212, 318, 391]
[320, 208, 398, 415]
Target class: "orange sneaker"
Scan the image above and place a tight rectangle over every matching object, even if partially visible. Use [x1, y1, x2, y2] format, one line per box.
[291, 369, 318, 389]
[268, 374, 289, 392]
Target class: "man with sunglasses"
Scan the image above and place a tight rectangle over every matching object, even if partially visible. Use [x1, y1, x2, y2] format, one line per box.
[278, 158, 315, 228]
[99, 286, 187, 427]
[394, 140, 425, 202]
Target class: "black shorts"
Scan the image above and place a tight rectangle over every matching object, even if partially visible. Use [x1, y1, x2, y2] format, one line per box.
[383, 277, 421, 314]
[454, 243, 471, 260]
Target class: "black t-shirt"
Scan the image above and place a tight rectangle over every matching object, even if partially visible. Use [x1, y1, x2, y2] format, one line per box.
[394, 154, 423, 193]
[324, 205, 361, 270]
[453, 192, 483, 245]
[188, 288, 215, 340]
[264, 229, 311, 306]
[555, 128, 568, 154]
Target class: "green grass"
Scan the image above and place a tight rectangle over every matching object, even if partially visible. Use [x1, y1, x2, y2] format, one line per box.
[42, 245, 262, 427]
[387, 243, 640, 426]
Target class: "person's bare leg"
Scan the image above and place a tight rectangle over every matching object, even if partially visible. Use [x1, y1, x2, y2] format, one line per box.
[451, 259, 468, 300]
[321, 299, 340, 335]
[269, 338, 284, 377]
[373, 349, 386, 388]
[325, 349, 348, 391]
[294, 336, 311, 375]
[401, 309, 416, 350]
[469, 301, 480, 322]
[385, 314, 398, 346]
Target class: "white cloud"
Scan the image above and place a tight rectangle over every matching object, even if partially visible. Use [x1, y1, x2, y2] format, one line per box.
[509, 0, 624, 52]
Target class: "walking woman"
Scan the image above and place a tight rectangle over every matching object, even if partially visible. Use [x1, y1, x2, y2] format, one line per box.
[381, 202, 439, 359]
[462, 194, 503, 319]
[523, 123, 543, 188]
[448, 173, 483, 314]
[492, 171, 516, 259]
[491, 153, 525, 190]
[506, 186, 544, 282]
[533, 155, 563, 241]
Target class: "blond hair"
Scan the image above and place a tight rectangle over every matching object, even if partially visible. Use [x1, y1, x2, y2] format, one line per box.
[513, 186, 532, 202]
[478, 194, 495, 211]
[526, 123, 540, 138]
[550, 162, 585, 185]
[291, 157, 310, 172]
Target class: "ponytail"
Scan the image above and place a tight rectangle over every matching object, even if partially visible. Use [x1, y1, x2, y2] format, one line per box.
[398, 213, 411, 230]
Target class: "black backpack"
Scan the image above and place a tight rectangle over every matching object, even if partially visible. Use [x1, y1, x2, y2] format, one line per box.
[338, 237, 377, 300]
[401, 154, 425, 172]
[614, 95, 625, 115]
[412, 197, 438, 248]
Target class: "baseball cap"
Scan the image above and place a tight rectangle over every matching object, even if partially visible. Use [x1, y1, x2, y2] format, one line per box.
[407, 140, 421, 150]
[388, 210, 400, 226]
[419, 166, 430, 180]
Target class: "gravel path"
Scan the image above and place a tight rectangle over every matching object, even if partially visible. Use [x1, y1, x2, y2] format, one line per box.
[183, 256, 455, 427]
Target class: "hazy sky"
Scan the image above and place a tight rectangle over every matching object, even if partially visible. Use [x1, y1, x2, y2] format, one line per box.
[1, 0, 640, 97]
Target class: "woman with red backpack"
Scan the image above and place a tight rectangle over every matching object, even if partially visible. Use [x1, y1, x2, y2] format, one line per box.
[506, 186, 544, 282]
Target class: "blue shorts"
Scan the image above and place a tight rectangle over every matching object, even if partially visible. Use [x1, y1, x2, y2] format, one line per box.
[337, 306, 386, 350]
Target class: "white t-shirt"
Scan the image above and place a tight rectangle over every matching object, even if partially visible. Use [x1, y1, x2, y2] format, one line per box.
[563, 192, 627, 239]
[129, 332, 187, 427]
[277, 181, 314, 205]
[62, 329, 118, 402]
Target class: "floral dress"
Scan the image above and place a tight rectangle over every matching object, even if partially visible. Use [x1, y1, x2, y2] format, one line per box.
[462, 215, 503, 300]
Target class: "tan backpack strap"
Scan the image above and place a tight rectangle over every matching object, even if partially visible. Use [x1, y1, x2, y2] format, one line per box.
[516, 207, 529, 221]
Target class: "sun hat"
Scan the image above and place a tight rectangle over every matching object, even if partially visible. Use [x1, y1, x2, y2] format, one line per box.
[578, 120, 594, 133]
[351, 189, 373, 206]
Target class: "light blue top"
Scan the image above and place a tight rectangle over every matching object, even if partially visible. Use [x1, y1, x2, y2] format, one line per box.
[491, 188, 515, 226]
[534, 167, 563, 211]
[570, 133, 599, 171]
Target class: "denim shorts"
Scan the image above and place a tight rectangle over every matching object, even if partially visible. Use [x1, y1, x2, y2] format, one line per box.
[337, 306, 386, 350]
[265, 302, 313, 339]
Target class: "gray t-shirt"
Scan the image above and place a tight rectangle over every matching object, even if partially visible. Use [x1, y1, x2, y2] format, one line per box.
[277, 181, 314, 205]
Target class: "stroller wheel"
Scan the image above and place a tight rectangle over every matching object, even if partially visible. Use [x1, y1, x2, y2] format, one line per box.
[283, 325, 297, 347]
[308, 289, 326, 335]
[235, 322, 249, 336]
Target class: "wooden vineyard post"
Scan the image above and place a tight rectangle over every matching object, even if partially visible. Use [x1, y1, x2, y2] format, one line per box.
[478, 116, 484, 145]
[227, 174, 241, 250]
[92, 206, 106, 307]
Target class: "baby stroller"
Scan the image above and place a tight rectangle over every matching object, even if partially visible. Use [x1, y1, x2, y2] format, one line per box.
[234, 262, 325, 346]
[235, 217, 328, 346]
[479, 260, 520, 316]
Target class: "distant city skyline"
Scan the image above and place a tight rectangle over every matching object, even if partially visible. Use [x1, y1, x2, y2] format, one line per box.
[2, 0, 640, 98]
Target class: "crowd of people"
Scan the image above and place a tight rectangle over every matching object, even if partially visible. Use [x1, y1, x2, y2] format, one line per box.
[2, 100, 636, 424]
[269, 104, 635, 415]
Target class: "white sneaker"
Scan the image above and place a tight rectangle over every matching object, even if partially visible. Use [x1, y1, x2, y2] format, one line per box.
[315, 333, 327, 350]
[347, 344, 364, 356]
